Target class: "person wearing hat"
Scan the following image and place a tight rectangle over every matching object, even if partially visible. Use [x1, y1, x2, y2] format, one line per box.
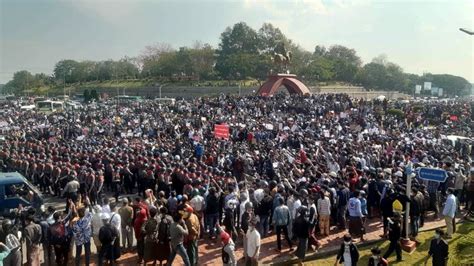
[383, 212, 403, 262]
[424, 228, 449, 266]
[118, 198, 134, 251]
[245, 217, 260, 266]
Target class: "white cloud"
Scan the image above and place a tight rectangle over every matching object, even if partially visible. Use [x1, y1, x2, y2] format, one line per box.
[67, 0, 142, 23]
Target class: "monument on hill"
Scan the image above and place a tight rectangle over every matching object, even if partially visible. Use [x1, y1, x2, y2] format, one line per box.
[257, 43, 311, 96]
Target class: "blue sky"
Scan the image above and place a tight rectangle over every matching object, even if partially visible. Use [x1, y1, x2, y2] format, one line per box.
[0, 0, 473, 84]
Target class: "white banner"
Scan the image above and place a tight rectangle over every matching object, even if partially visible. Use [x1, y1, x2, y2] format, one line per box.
[438, 88, 443, 96]
[432, 87, 439, 95]
[423, 82, 432, 91]
[415, 85, 422, 94]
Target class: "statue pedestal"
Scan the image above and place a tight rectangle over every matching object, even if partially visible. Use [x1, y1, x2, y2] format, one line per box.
[401, 238, 417, 254]
[257, 74, 311, 96]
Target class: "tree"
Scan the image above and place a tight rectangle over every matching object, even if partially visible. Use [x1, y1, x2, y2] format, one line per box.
[424, 73, 471, 96]
[313, 45, 327, 57]
[326, 45, 362, 82]
[4, 70, 35, 93]
[303, 56, 335, 81]
[188, 43, 216, 80]
[258, 23, 290, 54]
[216, 22, 260, 79]
[53, 60, 79, 83]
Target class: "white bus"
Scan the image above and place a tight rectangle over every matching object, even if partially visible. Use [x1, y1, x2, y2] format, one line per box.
[36, 100, 64, 113]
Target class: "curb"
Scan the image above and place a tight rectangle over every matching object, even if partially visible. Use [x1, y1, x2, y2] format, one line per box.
[267, 219, 465, 266]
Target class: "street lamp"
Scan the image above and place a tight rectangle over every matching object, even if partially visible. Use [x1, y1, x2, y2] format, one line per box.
[459, 28, 473, 35]
[156, 83, 167, 99]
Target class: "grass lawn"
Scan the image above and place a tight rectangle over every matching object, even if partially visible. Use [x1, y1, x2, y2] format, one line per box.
[303, 221, 474, 266]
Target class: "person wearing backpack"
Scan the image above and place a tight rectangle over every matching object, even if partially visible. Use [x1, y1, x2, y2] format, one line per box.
[24, 215, 42, 266]
[98, 213, 119, 266]
[156, 207, 172, 266]
[48, 211, 71, 266]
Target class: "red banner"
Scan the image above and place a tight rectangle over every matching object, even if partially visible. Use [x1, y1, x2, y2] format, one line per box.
[214, 124, 230, 140]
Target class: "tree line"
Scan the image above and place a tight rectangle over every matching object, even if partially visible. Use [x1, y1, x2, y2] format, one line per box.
[3, 22, 471, 96]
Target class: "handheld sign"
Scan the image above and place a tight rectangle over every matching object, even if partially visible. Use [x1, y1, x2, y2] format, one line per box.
[418, 168, 447, 182]
[214, 124, 230, 140]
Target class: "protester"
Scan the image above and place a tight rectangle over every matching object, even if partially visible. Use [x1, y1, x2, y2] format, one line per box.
[0, 242, 11, 266]
[24, 215, 42, 266]
[142, 207, 160, 265]
[183, 205, 200, 266]
[134, 205, 148, 264]
[246, 217, 261, 266]
[410, 187, 423, 241]
[0, 219, 21, 266]
[442, 188, 457, 239]
[98, 212, 119, 266]
[383, 212, 403, 262]
[48, 211, 72, 266]
[368, 247, 388, 266]
[335, 234, 359, 266]
[317, 191, 331, 237]
[0, 93, 472, 265]
[220, 228, 236, 266]
[348, 190, 365, 242]
[168, 213, 191, 266]
[157, 207, 172, 266]
[118, 198, 134, 251]
[272, 197, 293, 252]
[293, 206, 310, 266]
[72, 205, 93, 266]
[424, 229, 449, 266]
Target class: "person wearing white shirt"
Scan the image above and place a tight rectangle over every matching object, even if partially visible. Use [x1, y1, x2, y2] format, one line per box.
[109, 203, 121, 233]
[91, 205, 103, 253]
[442, 188, 457, 238]
[245, 218, 260, 266]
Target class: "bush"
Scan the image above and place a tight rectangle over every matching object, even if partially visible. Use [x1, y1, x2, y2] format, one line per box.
[387, 108, 405, 118]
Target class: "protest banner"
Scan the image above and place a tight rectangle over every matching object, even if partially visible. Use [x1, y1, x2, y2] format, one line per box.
[214, 124, 230, 140]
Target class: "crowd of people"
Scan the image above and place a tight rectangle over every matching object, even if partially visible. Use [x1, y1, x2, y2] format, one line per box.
[0, 93, 473, 266]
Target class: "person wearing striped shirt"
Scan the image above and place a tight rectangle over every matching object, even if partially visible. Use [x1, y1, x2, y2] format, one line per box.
[317, 191, 331, 236]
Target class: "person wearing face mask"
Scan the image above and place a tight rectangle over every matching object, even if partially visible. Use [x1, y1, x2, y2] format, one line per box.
[335, 234, 359, 266]
[245, 217, 260, 266]
[424, 229, 449, 266]
[368, 247, 388, 266]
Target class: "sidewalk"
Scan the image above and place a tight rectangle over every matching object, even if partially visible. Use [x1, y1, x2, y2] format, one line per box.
[110, 212, 454, 266]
